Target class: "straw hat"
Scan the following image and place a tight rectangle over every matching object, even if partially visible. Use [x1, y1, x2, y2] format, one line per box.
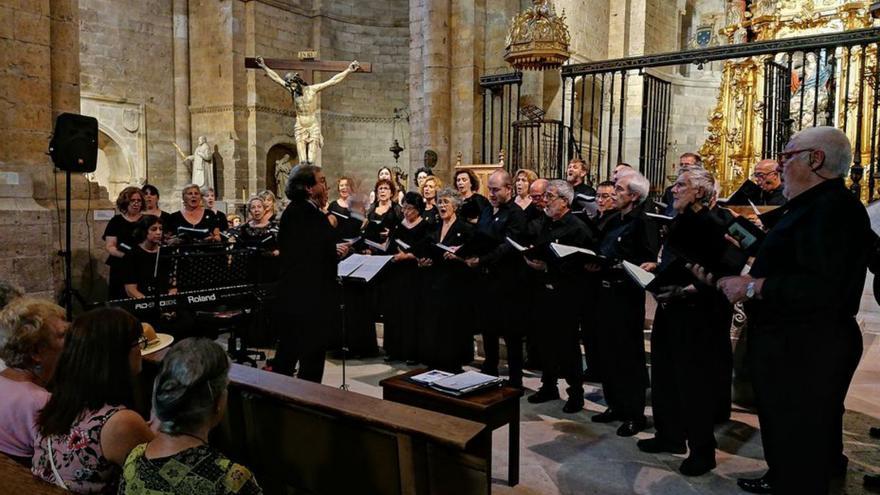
[141, 322, 174, 356]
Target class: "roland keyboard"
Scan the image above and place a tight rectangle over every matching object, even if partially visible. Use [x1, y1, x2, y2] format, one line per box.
[105, 283, 275, 316]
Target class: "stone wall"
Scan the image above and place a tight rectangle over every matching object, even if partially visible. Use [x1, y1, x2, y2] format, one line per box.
[79, 0, 178, 205]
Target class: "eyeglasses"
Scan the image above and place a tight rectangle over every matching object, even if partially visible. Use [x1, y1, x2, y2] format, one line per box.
[133, 335, 148, 350]
[777, 148, 815, 163]
[752, 171, 779, 180]
[543, 192, 561, 201]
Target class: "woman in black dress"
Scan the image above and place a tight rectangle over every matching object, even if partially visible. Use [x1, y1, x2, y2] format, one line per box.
[103, 186, 145, 299]
[417, 188, 476, 371]
[166, 184, 221, 243]
[235, 196, 279, 255]
[420, 176, 442, 225]
[454, 169, 490, 224]
[202, 187, 228, 232]
[141, 184, 172, 226]
[327, 177, 363, 240]
[383, 192, 432, 363]
[364, 179, 402, 244]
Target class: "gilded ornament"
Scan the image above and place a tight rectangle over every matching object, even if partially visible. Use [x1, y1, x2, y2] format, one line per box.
[505, 0, 571, 71]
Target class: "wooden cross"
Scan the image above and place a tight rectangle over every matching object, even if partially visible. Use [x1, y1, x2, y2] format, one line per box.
[244, 54, 372, 84]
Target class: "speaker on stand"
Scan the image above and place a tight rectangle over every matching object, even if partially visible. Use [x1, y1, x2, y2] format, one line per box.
[49, 113, 98, 320]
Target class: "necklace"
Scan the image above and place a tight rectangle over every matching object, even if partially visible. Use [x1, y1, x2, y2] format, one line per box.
[174, 431, 208, 444]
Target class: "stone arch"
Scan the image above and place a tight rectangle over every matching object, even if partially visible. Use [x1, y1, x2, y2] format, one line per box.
[89, 128, 135, 201]
[266, 142, 297, 198]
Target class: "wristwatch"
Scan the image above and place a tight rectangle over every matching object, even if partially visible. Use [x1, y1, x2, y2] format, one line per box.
[745, 281, 757, 300]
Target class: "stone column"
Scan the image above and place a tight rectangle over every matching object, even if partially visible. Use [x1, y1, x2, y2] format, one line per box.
[422, 0, 451, 177]
[173, 0, 191, 190]
[408, 0, 426, 173]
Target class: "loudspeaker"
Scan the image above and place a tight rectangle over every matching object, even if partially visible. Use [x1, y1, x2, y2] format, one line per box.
[49, 113, 98, 173]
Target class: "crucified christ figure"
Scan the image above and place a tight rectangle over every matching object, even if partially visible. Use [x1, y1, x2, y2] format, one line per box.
[255, 56, 360, 164]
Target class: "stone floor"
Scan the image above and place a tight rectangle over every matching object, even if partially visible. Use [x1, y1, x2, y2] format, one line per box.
[299, 276, 880, 495]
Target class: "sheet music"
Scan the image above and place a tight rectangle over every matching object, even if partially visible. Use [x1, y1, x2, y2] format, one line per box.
[622, 260, 655, 289]
[505, 236, 529, 252]
[576, 193, 596, 202]
[364, 238, 390, 252]
[550, 242, 598, 258]
[435, 243, 459, 254]
[330, 210, 349, 220]
[395, 239, 411, 251]
[340, 254, 393, 282]
[748, 199, 761, 217]
[337, 255, 364, 277]
[646, 212, 674, 221]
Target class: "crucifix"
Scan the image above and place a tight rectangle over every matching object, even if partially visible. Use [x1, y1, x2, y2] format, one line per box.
[245, 52, 373, 164]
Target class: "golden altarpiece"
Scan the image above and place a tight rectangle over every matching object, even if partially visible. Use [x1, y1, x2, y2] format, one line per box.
[700, 0, 878, 199]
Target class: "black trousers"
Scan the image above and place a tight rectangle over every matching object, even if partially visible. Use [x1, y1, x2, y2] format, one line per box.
[273, 310, 332, 383]
[650, 301, 721, 458]
[578, 279, 602, 379]
[711, 300, 734, 421]
[537, 286, 584, 397]
[595, 279, 648, 420]
[480, 276, 524, 388]
[749, 318, 862, 494]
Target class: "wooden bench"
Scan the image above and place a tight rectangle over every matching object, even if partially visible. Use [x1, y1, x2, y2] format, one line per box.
[0, 452, 66, 494]
[215, 365, 490, 494]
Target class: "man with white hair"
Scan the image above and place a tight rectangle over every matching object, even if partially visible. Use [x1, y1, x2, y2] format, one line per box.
[590, 169, 660, 437]
[710, 127, 870, 494]
[523, 180, 592, 413]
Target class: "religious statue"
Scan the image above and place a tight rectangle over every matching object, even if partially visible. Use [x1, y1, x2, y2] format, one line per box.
[255, 56, 361, 164]
[274, 153, 293, 200]
[186, 136, 214, 189]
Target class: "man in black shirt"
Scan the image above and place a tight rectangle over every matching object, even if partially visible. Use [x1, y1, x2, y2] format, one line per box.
[660, 153, 702, 216]
[752, 158, 786, 206]
[712, 127, 869, 494]
[566, 158, 597, 218]
[524, 180, 591, 412]
[464, 170, 528, 387]
[273, 163, 349, 383]
[592, 169, 660, 437]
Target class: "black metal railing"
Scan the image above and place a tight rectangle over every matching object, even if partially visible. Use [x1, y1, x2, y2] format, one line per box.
[479, 72, 522, 164]
[559, 27, 880, 199]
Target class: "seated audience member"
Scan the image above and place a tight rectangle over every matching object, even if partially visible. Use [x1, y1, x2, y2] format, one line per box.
[123, 215, 175, 299]
[104, 187, 146, 298]
[0, 298, 67, 464]
[32, 308, 154, 492]
[454, 169, 490, 223]
[202, 187, 229, 232]
[141, 184, 172, 226]
[421, 176, 442, 224]
[118, 338, 262, 494]
[0, 279, 24, 310]
[167, 184, 221, 242]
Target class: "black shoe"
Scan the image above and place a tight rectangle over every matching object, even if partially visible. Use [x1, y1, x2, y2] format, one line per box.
[636, 437, 686, 454]
[865, 473, 880, 490]
[737, 476, 773, 494]
[616, 418, 646, 437]
[870, 427, 880, 439]
[591, 409, 620, 423]
[679, 455, 716, 477]
[527, 388, 560, 404]
[562, 396, 584, 414]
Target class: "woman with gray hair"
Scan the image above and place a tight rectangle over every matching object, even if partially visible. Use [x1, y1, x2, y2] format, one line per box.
[118, 338, 262, 494]
[416, 188, 477, 370]
[0, 298, 67, 464]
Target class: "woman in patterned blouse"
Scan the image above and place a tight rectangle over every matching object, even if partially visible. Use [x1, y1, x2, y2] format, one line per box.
[118, 338, 262, 494]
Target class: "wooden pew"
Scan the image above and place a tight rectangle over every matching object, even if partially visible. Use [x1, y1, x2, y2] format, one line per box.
[215, 365, 491, 495]
[0, 452, 66, 494]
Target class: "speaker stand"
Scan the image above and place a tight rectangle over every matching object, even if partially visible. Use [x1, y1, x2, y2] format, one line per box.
[57, 169, 87, 320]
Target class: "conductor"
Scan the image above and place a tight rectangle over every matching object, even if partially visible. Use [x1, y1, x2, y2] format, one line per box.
[272, 163, 349, 383]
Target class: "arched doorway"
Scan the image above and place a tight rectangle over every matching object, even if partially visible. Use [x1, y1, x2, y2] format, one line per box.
[88, 130, 133, 201]
[266, 143, 297, 198]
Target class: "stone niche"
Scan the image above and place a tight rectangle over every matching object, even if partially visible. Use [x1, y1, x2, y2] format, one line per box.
[80, 94, 148, 201]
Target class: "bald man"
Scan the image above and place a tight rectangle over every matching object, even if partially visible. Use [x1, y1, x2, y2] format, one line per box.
[464, 170, 529, 387]
[714, 127, 870, 494]
[753, 159, 786, 206]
